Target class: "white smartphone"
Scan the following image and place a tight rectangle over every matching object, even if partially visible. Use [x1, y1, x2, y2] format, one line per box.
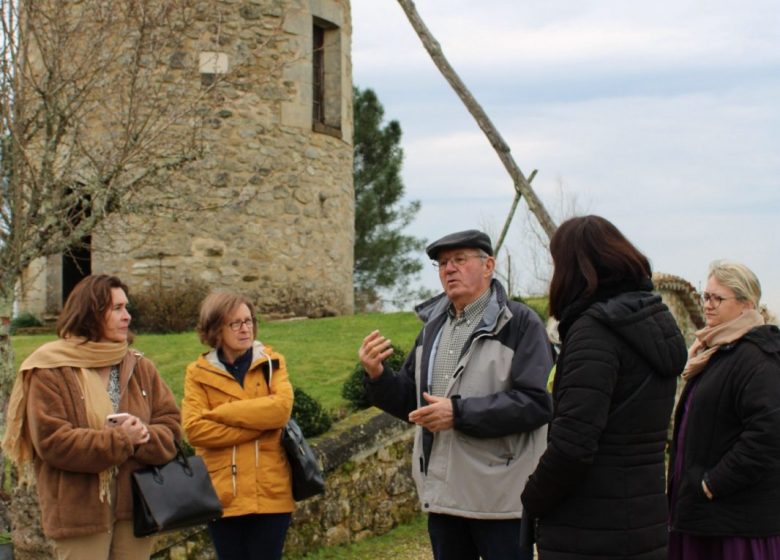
[105, 412, 132, 427]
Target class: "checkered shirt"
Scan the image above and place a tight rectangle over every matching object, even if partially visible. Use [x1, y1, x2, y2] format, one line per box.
[429, 287, 492, 396]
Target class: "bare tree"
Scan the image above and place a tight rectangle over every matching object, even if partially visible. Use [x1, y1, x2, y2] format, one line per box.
[0, 0, 220, 539]
[0, 0, 215, 384]
[0, 1, 203, 286]
[395, 0, 557, 248]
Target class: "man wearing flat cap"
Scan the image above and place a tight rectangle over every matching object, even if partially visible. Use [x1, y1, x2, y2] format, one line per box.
[359, 229, 553, 560]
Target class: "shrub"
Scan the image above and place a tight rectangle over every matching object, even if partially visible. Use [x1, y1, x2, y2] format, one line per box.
[512, 295, 549, 323]
[10, 312, 43, 334]
[129, 280, 210, 333]
[292, 387, 331, 438]
[342, 346, 408, 411]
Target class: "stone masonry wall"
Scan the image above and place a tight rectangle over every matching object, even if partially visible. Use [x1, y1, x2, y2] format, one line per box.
[10, 409, 417, 560]
[18, 0, 355, 320]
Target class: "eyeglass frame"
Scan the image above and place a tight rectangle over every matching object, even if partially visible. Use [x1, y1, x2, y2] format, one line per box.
[700, 292, 740, 308]
[226, 318, 256, 332]
[432, 252, 488, 270]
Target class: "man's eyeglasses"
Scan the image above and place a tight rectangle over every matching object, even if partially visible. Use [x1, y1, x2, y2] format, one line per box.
[432, 253, 486, 269]
[227, 318, 255, 331]
[700, 292, 738, 308]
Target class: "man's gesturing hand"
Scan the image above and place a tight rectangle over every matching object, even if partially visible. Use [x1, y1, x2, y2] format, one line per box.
[408, 392, 453, 432]
[358, 330, 394, 380]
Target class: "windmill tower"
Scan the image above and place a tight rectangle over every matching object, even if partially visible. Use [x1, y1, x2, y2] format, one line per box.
[17, 0, 355, 320]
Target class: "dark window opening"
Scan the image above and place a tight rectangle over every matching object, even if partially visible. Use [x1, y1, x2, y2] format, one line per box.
[61, 185, 92, 305]
[313, 25, 325, 124]
[62, 237, 91, 304]
[312, 17, 342, 137]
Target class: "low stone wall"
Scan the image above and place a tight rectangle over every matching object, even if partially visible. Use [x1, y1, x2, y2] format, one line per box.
[9, 409, 416, 560]
[149, 408, 418, 559]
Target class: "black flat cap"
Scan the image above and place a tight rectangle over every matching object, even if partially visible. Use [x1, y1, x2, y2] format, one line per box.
[426, 229, 494, 260]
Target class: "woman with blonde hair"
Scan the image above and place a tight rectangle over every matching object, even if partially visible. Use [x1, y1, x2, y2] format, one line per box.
[668, 260, 780, 559]
[2, 274, 181, 560]
[182, 291, 294, 560]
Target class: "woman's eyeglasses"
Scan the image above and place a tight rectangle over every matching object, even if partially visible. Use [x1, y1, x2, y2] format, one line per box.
[227, 318, 255, 331]
[700, 292, 738, 308]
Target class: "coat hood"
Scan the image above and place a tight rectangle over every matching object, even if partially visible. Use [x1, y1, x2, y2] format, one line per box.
[742, 324, 780, 355]
[585, 291, 687, 378]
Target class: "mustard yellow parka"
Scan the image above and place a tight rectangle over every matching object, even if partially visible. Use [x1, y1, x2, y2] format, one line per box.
[182, 342, 294, 517]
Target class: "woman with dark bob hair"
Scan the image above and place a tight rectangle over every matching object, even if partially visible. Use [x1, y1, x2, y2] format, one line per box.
[182, 291, 294, 560]
[2, 274, 181, 560]
[521, 215, 687, 559]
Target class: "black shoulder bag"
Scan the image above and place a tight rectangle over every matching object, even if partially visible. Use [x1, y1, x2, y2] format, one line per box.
[282, 418, 325, 501]
[131, 442, 223, 537]
[262, 364, 325, 501]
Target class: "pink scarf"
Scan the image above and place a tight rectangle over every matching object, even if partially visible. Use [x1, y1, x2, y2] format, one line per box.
[682, 309, 764, 380]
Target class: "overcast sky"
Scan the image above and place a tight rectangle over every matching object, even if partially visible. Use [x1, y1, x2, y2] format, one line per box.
[351, 1, 780, 315]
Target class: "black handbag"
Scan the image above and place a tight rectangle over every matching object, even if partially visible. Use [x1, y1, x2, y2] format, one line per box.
[131, 443, 223, 537]
[282, 419, 325, 501]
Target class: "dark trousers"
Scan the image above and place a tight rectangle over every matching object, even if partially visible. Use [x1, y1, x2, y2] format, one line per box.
[428, 512, 528, 560]
[208, 513, 292, 560]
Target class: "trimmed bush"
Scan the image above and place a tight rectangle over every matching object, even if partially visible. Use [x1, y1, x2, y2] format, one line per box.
[129, 280, 210, 333]
[342, 346, 408, 411]
[10, 312, 43, 334]
[512, 295, 549, 323]
[292, 387, 332, 438]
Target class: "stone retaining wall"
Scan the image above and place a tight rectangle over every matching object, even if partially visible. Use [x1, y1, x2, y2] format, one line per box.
[150, 408, 418, 559]
[10, 408, 416, 560]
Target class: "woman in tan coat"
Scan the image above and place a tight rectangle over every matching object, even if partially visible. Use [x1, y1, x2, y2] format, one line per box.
[2, 275, 181, 560]
[182, 291, 294, 560]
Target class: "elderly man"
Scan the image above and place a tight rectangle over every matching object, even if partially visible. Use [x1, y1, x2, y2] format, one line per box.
[359, 229, 553, 560]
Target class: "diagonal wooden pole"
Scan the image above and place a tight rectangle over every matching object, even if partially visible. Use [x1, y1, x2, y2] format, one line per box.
[396, 0, 558, 246]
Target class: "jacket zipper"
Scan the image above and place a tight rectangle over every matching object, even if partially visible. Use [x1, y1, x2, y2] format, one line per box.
[231, 446, 237, 496]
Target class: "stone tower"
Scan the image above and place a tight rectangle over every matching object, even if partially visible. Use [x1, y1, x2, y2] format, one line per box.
[18, 0, 354, 319]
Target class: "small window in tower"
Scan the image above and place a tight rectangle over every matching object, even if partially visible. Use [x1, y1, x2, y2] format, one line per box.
[312, 18, 342, 137]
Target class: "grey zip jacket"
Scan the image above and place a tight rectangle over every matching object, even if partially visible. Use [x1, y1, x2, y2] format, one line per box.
[365, 279, 553, 519]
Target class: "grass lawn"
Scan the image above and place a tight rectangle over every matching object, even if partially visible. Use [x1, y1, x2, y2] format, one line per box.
[10, 311, 422, 414]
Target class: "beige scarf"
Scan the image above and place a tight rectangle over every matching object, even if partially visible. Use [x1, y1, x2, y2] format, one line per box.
[2, 338, 128, 501]
[682, 309, 764, 380]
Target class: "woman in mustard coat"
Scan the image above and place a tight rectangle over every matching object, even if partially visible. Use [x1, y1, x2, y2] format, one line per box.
[182, 291, 294, 560]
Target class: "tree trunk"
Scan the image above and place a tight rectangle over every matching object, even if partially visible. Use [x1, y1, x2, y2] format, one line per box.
[395, 0, 558, 242]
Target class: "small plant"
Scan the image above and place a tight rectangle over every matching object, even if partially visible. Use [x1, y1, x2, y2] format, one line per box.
[512, 295, 549, 323]
[291, 388, 331, 438]
[342, 346, 408, 411]
[10, 311, 43, 334]
[0, 531, 10, 544]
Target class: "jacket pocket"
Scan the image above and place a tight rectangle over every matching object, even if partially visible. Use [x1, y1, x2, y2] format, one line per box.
[200, 449, 235, 507]
[454, 432, 516, 466]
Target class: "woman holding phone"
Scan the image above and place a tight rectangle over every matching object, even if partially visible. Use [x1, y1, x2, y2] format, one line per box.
[2, 274, 181, 560]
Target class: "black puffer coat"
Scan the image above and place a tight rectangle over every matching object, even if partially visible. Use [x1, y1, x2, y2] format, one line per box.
[521, 285, 687, 559]
[668, 324, 780, 537]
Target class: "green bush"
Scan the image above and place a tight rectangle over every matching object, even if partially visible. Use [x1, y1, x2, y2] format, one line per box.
[512, 295, 549, 323]
[10, 312, 43, 334]
[129, 280, 210, 333]
[341, 346, 408, 411]
[291, 387, 331, 438]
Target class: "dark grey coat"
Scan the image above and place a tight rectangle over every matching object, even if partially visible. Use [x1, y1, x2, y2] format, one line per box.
[366, 280, 553, 519]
